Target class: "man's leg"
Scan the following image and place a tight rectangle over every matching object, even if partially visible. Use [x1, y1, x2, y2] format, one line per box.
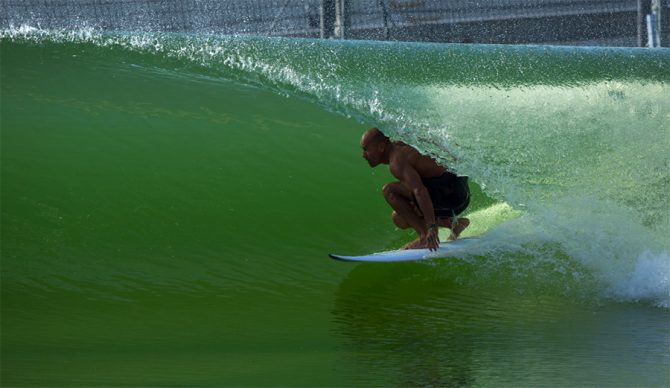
[382, 182, 427, 246]
[438, 217, 470, 240]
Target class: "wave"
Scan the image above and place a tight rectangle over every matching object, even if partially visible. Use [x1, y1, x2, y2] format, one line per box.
[1, 26, 669, 308]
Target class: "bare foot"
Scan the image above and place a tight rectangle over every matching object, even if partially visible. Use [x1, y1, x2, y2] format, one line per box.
[447, 218, 470, 241]
[400, 237, 424, 250]
[400, 238, 421, 251]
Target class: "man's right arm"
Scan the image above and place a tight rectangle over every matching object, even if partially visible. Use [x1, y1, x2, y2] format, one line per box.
[395, 159, 439, 250]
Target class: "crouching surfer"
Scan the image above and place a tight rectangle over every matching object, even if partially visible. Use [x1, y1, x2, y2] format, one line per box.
[360, 127, 470, 251]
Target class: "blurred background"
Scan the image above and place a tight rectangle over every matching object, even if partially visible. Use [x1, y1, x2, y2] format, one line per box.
[1, 0, 668, 47]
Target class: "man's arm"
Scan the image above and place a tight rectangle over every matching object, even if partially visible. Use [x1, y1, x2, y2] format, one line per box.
[396, 161, 440, 250]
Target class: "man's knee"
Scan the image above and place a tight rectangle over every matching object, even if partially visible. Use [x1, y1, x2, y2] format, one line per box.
[392, 211, 410, 229]
[382, 182, 401, 202]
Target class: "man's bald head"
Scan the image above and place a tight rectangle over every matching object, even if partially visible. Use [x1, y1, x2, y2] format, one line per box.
[360, 127, 391, 167]
[361, 127, 390, 147]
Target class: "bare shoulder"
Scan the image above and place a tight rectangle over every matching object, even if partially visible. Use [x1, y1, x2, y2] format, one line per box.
[391, 142, 444, 178]
[393, 142, 422, 161]
[389, 143, 420, 176]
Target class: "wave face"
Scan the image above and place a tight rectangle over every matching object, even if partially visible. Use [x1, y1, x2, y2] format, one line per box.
[1, 27, 669, 386]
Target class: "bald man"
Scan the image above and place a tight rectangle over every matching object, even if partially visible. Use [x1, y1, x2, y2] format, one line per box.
[360, 128, 470, 250]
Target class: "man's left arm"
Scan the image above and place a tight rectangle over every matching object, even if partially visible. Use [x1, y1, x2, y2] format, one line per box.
[399, 166, 439, 250]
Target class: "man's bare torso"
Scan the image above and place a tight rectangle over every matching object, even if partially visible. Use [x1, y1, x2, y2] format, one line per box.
[388, 142, 445, 182]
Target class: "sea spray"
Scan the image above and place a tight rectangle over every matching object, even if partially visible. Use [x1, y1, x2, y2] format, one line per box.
[613, 251, 670, 308]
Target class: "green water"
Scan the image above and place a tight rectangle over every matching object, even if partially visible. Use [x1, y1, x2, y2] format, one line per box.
[1, 29, 669, 386]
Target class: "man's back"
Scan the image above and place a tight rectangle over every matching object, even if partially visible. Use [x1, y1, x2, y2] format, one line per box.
[388, 142, 445, 181]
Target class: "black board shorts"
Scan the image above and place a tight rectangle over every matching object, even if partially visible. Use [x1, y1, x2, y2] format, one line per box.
[420, 172, 470, 218]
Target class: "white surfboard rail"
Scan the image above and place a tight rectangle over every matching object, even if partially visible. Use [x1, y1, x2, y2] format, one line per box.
[329, 237, 479, 262]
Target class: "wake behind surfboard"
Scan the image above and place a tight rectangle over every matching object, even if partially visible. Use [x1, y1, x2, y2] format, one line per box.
[329, 237, 479, 262]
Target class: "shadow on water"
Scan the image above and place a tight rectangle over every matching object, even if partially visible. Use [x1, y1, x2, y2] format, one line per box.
[330, 260, 670, 387]
[331, 261, 497, 386]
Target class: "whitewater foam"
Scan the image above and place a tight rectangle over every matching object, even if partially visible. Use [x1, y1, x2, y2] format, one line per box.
[609, 251, 670, 308]
[469, 198, 669, 308]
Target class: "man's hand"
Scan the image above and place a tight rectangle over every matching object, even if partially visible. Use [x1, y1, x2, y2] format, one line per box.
[424, 226, 440, 251]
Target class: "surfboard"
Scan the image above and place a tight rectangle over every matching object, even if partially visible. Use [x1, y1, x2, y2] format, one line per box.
[329, 237, 478, 262]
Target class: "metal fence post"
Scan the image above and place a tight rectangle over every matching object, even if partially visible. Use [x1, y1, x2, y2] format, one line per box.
[638, 0, 652, 46]
[335, 0, 350, 39]
[378, 0, 391, 40]
[321, 0, 336, 38]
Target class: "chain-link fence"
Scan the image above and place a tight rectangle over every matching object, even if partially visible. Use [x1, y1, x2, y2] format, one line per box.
[1, 0, 668, 46]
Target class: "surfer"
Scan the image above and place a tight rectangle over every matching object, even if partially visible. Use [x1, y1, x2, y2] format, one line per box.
[360, 127, 470, 251]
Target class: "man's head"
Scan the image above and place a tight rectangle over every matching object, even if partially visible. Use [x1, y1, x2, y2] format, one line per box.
[360, 127, 391, 167]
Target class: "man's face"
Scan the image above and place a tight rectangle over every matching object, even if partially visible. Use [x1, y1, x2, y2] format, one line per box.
[361, 138, 382, 167]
